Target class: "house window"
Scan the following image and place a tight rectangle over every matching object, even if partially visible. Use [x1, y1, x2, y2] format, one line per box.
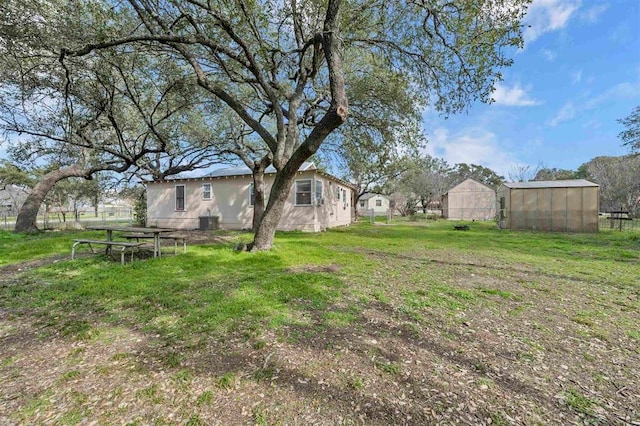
[335, 187, 340, 200]
[360, 201, 365, 208]
[175, 185, 185, 211]
[376, 199, 382, 207]
[249, 183, 255, 206]
[202, 183, 211, 200]
[295, 179, 312, 205]
[315, 180, 323, 205]
[342, 189, 347, 208]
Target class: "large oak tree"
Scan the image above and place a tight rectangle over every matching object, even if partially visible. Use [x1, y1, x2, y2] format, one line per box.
[60, 0, 530, 250]
[1, 1, 231, 231]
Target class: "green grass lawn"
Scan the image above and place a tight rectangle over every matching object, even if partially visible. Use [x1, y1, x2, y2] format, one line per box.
[0, 220, 638, 424]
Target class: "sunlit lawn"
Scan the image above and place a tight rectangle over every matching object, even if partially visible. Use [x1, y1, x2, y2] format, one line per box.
[0, 219, 638, 424]
[1, 220, 637, 342]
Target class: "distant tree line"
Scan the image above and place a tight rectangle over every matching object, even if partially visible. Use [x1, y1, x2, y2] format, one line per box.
[349, 148, 639, 219]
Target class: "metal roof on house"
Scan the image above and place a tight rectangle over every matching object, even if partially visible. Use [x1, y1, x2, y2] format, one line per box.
[205, 161, 316, 178]
[501, 179, 599, 189]
[148, 161, 357, 190]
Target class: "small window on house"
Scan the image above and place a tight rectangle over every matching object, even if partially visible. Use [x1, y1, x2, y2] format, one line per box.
[175, 185, 185, 211]
[202, 183, 211, 200]
[376, 199, 382, 207]
[315, 180, 323, 205]
[342, 189, 347, 208]
[335, 186, 340, 200]
[360, 200, 365, 208]
[295, 179, 312, 205]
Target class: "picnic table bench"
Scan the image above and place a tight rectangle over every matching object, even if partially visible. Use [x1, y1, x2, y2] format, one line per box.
[121, 233, 187, 255]
[86, 225, 179, 258]
[71, 239, 144, 265]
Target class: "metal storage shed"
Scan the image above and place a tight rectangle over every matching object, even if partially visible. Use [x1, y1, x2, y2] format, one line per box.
[497, 179, 599, 233]
[442, 178, 497, 220]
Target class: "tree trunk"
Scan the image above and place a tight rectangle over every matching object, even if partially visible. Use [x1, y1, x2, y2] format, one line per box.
[250, 156, 271, 233]
[251, 0, 347, 250]
[14, 166, 91, 232]
[251, 166, 299, 251]
[252, 168, 266, 232]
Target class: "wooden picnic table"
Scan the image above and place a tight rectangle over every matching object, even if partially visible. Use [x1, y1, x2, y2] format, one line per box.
[85, 225, 179, 258]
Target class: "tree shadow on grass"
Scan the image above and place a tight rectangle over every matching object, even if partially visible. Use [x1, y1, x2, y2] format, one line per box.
[0, 241, 620, 424]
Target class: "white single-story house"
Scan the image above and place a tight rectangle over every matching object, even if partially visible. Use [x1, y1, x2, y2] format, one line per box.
[442, 178, 496, 220]
[146, 162, 355, 232]
[0, 185, 29, 216]
[357, 193, 390, 216]
[497, 179, 599, 233]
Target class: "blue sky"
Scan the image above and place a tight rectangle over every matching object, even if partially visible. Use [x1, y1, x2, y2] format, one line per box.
[1, 1, 637, 182]
[421, 0, 640, 178]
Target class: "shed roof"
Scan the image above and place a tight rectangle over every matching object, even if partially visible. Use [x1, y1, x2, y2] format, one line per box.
[445, 177, 496, 195]
[501, 179, 598, 189]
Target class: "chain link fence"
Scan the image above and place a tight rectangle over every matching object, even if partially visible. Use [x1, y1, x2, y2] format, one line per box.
[599, 215, 640, 231]
[1, 209, 134, 231]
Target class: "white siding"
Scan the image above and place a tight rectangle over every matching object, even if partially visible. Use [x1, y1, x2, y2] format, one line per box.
[357, 194, 390, 216]
[147, 171, 353, 231]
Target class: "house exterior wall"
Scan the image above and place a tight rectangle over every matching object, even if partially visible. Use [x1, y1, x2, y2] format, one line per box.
[497, 185, 599, 233]
[0, 185, 29, 215]
[146, 170, 353, 231]
[443, 179, 496, 220]
[357, 194, 390, 216]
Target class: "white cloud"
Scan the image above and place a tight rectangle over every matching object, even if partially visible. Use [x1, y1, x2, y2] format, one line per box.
[423, 127, 518, 177]
[571, 70, 582, 84]
[541, 48, 557, 61]
[580, 4, 608, 23]
[609, 22, 632, 43]
[548, 81, 640, 127]
[549, 102, 576, 126]
[584, 81, 640, 109]
[492, 83, 542, 106]
[523, 0, 581, 46]
[582, 119, 601, 130]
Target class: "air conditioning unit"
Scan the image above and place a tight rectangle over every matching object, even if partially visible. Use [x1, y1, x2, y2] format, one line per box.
[199, 215, 219, 230]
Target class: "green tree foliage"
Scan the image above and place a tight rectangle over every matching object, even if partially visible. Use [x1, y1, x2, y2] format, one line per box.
[1, 1, 231, 231]
[581, 155, 640, 216]
[533, 168, 579, 181]
[449, 163, 504, 188]
[45, 177, 101, 222]
[59, 0, 529, 249]
[384, 155, 452, 215]
[0, 160, 34, 189]
[121, 185, 147, 226]
[618, 106, 640, 152]
[329, 54, 427, 204]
